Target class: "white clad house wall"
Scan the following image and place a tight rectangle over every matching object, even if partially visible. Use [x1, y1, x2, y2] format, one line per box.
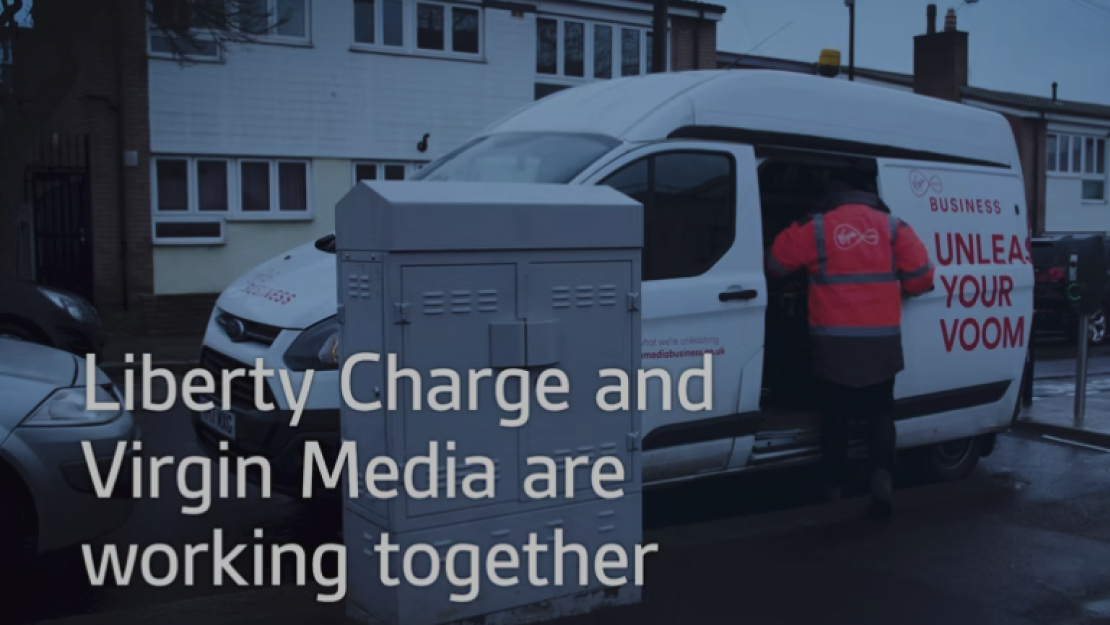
[148, 0, 538, 294]
[1042, 121, 1110, 234]
[148, 0, 536, 160]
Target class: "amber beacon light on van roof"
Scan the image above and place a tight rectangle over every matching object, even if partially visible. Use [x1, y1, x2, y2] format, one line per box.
[818, 49, 842, 78]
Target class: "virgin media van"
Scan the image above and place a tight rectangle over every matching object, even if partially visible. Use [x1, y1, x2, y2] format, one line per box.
[193, 70, 1033, 497]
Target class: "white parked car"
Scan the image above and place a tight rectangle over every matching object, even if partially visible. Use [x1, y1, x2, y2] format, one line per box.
[0, 339, 139, 578]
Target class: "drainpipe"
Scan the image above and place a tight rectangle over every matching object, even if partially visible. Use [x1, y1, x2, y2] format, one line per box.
[115, 0, 130, 311]
[693, 8, 703, 69]
[1034, 112, 1043, 236]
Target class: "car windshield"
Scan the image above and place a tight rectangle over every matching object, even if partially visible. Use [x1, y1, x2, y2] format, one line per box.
[409, 132, 621, 184]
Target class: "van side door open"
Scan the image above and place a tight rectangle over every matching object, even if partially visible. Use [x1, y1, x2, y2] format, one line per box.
[584, 142, 766, 482]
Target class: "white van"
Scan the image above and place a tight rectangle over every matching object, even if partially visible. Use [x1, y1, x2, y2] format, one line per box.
[193, 70, 1033, 497]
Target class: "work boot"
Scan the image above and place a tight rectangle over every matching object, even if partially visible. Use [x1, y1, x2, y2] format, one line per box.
[869, 468, 893, 519]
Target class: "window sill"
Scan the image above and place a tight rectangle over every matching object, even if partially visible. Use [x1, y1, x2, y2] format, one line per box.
[225, 212, 315, 223]
[154, 238, 226, 247]
[154, 212, 314, 223]
[349, 44, 486, 64]
[148, 52, 225, 64]
[1047, 172, 1107, 179]
[1081, 200, 1108, 206]
[244, 37, 314, 49]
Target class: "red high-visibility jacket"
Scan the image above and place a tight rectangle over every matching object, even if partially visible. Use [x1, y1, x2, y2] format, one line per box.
[766, 192, 935, 388]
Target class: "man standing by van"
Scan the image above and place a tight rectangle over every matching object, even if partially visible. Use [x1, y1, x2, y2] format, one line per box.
[765, 179, 935, 519]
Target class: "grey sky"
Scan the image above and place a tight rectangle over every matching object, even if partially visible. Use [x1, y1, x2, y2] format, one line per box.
[716, 0, 1110, 106]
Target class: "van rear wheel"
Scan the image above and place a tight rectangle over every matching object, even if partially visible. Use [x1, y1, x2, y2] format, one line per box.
[909, 436, 982, 482]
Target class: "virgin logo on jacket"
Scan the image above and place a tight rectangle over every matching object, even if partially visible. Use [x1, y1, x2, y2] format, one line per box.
[833, 223, 879, 251]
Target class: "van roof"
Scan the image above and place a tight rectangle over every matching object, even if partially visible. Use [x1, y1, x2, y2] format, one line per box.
[488, 70, 1019, 169]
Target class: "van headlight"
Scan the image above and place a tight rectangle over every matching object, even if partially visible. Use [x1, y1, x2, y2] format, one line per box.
[22, 386, 123, 427]
[283, 316, 340, 372]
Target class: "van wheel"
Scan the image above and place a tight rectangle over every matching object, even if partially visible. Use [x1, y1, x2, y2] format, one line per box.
[910, 436, 982, 482]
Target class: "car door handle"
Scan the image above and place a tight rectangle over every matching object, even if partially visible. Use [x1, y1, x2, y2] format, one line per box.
[720, 289, 758, 302]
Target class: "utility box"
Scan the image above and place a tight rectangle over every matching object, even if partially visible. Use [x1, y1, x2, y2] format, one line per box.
[1057, 235, 1108, 316]
[335, 181, 644, 625]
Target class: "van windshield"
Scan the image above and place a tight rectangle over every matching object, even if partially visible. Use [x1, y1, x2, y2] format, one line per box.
[409, 132, 620, 183]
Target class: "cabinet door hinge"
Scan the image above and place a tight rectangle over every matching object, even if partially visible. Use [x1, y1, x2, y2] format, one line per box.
[395, 302, 410, 325]
[627, 292, 640, 312]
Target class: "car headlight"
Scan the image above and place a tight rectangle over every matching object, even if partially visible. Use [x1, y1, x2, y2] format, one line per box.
[39, 287, 98, 324]
[283, 316, 340, 372]
[22, 385, 123, 427]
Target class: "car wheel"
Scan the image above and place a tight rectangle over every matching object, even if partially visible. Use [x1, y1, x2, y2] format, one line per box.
[910, 436, 982, 482]
[1087, 308, 1108, 345]
[0, 481, 35, 584]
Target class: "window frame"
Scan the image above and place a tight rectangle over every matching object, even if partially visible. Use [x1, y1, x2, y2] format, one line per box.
[147, 29, 224, 62]
[1047, 131, 1108, 203]
[351, 160, 429, 185]
[249, 0, 313, 45]
[146, 0, 312, 60]
[534, 14, 661, 85]
[151, 155, 314, 234]
[351, 0, 485, 60]
[151, 215, 227, 246]
[596, 149, 738, 282]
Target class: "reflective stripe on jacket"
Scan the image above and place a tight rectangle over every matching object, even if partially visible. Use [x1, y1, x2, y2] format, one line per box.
[766, 193, 935, 387]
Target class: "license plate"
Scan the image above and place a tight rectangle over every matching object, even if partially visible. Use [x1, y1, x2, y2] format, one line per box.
[199, 408, 236, 441]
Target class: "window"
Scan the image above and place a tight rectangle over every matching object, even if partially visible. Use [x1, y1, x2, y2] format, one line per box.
[535, 16, 653, 81]
[1047, 132, 1107, 201]
[354, 0, 481, 56]
[148, 0, 310, 58]
[620, 27, 640, 76]
[353, 161, 425, 185]
[152, 156, 312, 239]
[600, 151, 736, 281]
[237, 0, 309, 40]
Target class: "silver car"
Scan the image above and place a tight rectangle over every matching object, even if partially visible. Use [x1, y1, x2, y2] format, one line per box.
[0, 338, 139, 574]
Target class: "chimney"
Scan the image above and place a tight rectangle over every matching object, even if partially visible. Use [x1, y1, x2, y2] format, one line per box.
[913, 4, 969, 102]
[1052, 82, 1058, 102]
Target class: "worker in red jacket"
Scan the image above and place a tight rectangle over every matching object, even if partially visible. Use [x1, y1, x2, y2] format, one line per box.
[766, 179, 935, 519]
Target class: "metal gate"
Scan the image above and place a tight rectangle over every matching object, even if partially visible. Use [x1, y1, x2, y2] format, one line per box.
[24, 135, 94, 302]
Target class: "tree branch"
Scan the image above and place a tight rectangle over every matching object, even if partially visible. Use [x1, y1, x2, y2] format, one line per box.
[0, 0, 24, 43]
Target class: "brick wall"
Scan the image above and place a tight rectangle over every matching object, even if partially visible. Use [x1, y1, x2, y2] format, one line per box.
[12, 0, 153, 327]
[670, 16, 717, 71]
[1002, 114, 1047, 236]
[139, 293, 219, 335]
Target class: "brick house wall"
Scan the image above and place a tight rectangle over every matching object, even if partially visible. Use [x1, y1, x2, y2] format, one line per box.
[1003, 114, 1048, 235]
[671, 15, 716, 71]
[11, 0, 152, 321]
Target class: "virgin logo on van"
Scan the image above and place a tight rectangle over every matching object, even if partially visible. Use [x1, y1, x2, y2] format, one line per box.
[909, 170, 943, 197]
[833, 223, 879, 251]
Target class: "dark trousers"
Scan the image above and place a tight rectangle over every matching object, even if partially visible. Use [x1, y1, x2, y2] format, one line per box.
[819, 377, 897, 489]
